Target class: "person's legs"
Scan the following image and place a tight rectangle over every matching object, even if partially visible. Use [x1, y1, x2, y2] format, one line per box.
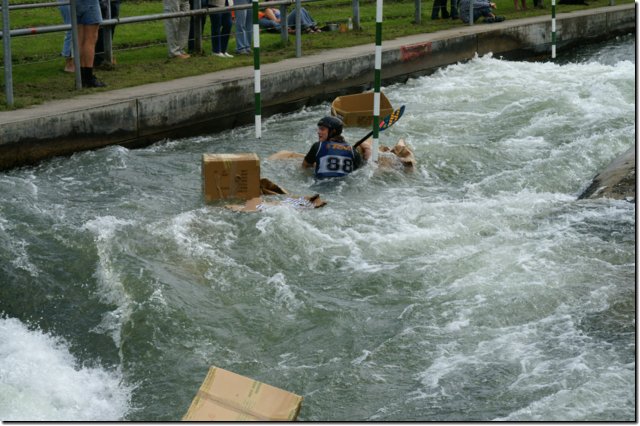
[260, 17, 281, 31]
[164, 0, 190, 57]
[177, 0, 191, 54]
[219, 11, 233, 53]
[298, 8, 316, 28]
[473, 6, 492, 21]
[450, 0, 459, 18]
[234, 0, 251, 53]
[211, 10, 222, 53]
[76, 0, 105, 87]
[94, 1, 108, 66]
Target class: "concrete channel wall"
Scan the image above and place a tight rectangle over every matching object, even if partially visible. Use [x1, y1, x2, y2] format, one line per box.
[0, 4, 634, 171]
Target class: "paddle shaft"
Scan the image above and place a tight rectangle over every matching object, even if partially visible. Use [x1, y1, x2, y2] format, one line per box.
[352, 105, 405, 150]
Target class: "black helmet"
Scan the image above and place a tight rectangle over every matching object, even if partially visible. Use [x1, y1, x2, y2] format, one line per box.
[317, 116, 343, 138]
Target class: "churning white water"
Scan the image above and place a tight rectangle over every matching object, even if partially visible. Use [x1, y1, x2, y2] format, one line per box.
[0, 34, 634, 421]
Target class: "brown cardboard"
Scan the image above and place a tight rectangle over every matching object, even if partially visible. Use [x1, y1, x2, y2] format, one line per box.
[226, 194, 327, 212]
[183, 366, 303, 421]
[267, 150, 305, 160]
[202, 153, 261, 202]
[331, 91, 394, 127]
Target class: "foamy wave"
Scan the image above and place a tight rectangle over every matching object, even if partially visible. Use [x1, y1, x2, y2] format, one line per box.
[0, 317, 131, 420]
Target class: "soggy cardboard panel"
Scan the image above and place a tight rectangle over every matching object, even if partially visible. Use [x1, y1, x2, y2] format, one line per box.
[331, 91, 394, 127]
[183, 366, 303, 421]
[226, 194, 327, 212]
[202, 153, 261, 202]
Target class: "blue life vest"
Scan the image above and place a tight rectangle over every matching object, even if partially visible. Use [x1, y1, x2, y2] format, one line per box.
[314, 140, 356, 178]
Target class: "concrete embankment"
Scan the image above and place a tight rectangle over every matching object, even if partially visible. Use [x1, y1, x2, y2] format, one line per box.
[0, 4, 635, 173]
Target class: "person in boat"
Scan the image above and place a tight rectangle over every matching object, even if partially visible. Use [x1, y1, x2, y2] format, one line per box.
[302, 116, 372, 178]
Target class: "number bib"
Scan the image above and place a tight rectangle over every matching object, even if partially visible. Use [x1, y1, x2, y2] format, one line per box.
[314, 141, 356, 178]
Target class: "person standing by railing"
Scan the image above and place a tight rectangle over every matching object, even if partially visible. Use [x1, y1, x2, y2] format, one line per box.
[233, 0, 252, 55]
[210, 0, 234, 57]
[188, 0, 234, 57]
[94, 0, 120, 68]
[58, 0, 74, 72]
[76, 0, 107, 87]
[164, 0, 191, 58]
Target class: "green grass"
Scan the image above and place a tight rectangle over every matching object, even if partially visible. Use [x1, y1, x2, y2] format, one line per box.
[0, 0, 633, 110]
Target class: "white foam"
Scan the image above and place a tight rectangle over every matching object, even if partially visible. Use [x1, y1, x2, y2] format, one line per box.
[0, 317, 131, 420]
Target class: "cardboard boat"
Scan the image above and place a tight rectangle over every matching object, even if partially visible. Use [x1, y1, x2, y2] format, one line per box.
[331, 91, 394, 128]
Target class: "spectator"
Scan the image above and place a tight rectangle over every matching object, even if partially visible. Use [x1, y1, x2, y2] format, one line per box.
[431, 0, 450, 19]
[233, 0, 252, 55]
[76, 0, 106, 87]
[210, 0, 234, 57]
[94, 0, 120, 68]
[450, 0, 459, 19]
[302, 116, 372, 179]
[164, 0, 191, 59]
[189, 0, 234, 57]
[258, 3, 321, 33]
[58, 0, 74, 72]
[458, 0, 505, 23]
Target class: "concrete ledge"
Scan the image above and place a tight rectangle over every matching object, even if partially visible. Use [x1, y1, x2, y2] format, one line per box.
[0, 4, 634, 171]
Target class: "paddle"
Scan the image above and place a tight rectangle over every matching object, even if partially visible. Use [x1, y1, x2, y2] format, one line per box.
[352, 105, 406, 149]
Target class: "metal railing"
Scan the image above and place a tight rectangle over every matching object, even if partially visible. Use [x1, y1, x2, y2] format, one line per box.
[2, 0, 365, 105]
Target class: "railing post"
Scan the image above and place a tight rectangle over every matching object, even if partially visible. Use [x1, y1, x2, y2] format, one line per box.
[69, 0, 82, 88]
[352, 0, 360, 30]
[415, 0, 421, 24]
[193, 0, 202, 53]
[279, 3, 287, 43]
[295, 0, 301, 57]
[2, 0, 13, 105]
[103, 0, 113, 64]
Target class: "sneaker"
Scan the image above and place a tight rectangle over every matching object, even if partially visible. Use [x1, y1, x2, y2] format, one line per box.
[223, 52, 234, 58]
[174, 53, 191, 59]
[212, 52, 226, 58]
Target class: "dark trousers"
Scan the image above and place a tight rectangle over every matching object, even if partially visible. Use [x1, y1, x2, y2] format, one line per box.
[189, 3, 233, 54]
[94, 0, 120, 66]
[431, 0, 450, 19]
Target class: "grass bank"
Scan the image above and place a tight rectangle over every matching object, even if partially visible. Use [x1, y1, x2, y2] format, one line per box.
[0, 0, 632, 110]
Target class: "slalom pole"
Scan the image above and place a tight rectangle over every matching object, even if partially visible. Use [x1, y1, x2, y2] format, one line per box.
[253, 0, 262, 138]
[551, 0, 556, 59]
[371, 0, 383, 162]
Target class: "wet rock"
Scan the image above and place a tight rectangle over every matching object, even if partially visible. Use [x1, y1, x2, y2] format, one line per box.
[578, 147, 635, 201]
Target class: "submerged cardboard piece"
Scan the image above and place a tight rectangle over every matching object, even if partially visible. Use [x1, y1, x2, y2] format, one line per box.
[331, 91, 394, 127]
[202, 153, 261, 202]
[226, 194, 327, 212]
[183, 366, 303, 421]
[376, 138, 416, 169]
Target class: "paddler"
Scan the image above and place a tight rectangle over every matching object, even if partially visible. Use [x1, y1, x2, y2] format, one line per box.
[302, 116, 372, 178]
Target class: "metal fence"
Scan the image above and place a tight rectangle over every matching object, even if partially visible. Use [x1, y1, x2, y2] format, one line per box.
[1, 0, 389, 106]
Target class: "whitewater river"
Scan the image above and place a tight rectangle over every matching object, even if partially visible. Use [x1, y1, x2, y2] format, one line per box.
[0, 34, 635, 421]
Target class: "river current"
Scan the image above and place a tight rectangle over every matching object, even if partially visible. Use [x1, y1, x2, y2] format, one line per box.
[0, 34, 635, 421]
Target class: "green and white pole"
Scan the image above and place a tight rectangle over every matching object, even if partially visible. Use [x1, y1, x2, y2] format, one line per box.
[371, 0, 383, 162]
[551, 0, 556, 59]
[253, 0, 262, 138]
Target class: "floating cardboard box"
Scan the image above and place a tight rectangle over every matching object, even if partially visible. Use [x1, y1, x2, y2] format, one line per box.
[183, 366, 303, 421]
[331, 91, 394, 127]
[202, 153, 261, 202]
